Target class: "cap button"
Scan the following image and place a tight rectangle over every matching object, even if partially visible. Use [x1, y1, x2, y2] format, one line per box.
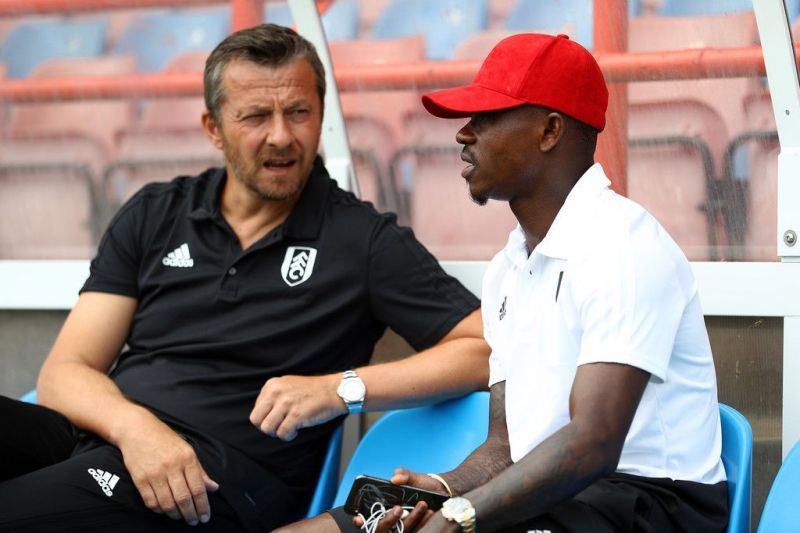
[556, 34, 570, 40]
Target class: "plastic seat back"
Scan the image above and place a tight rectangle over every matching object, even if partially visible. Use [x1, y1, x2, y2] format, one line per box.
[505, 0, 593, 49]
[757, 440, 800, 532]
[333, 392, 489, 507]
[719, 403, 753, 533]
[372, 0, 488, 59]
[658, 0, 753, 16]
[114, 8, 230, 72]
[306, 425, 344, 517]
[0, 18, 106, 78]
[20, 390, 37, 404]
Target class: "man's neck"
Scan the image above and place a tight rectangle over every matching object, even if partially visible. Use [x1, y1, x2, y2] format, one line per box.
[511, 163, 591, 255]
[220, 180, 301, 251]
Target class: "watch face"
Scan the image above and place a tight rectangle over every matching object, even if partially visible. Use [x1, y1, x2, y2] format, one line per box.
[444, 497, 471, 516]
[340, 379, 366, 402]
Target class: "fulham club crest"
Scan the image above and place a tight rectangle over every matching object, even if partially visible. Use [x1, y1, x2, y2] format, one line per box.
[281, 246, 317, 287]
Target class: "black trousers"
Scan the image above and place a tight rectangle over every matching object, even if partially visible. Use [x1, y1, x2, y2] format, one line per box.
[329, 468, 729, 532]
[0, 396, 297, 532]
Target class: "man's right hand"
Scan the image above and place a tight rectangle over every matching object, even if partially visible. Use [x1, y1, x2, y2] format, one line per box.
[390, 468, 451, 494]
[115, 413, 219, 526]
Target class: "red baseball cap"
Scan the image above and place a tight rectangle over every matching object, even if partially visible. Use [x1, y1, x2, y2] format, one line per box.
[422, 33, 608, 131]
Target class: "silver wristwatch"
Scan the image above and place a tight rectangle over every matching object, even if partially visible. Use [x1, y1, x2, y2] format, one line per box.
[441, 496, 476, 533]
[336, 369, 366, 414]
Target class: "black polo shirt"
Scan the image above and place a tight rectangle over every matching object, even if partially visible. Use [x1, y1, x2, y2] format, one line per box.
[81, 157, 479, 507]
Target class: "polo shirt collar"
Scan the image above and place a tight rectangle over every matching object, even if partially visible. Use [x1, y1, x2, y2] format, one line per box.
[536, 162, 610, 260]
[188, 155, 331, 240]
[503, 163, 610, 263]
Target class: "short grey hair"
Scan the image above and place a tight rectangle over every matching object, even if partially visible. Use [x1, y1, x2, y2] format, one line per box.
[204, 23, 326, 123]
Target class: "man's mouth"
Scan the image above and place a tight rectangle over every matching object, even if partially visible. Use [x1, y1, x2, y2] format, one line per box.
[263, 158, 296, 169]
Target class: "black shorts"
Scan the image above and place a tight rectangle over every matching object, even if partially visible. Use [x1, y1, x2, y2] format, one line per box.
[328, 472, 728, 532]
[0, 396, 302, 532]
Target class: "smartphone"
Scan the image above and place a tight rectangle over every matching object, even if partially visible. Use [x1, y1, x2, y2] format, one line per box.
[344, 475, 449, 516]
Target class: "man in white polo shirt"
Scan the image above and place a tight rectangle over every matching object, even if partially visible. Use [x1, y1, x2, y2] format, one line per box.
[347, 33, 729, 532]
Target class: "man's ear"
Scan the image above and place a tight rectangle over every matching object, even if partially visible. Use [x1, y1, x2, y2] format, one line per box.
[202, 110, 224, 150]
[539, 113, 564, 153]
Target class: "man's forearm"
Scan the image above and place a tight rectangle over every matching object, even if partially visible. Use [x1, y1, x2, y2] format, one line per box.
[37, 359, 162, 446]
[357, 336, 490, 412]
[462, 421, 615, 531]
[438, 383, 512, 496]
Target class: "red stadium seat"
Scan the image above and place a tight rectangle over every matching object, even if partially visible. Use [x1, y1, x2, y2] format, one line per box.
[0, 56, 137, 259]
[629, 11, 759, 159]
[106, 50, 221, 211]
[627, 12, 760, 261]
[628, 101, 730, 261]
[330, 36, 426, 212]
[731, 91, 779, 261]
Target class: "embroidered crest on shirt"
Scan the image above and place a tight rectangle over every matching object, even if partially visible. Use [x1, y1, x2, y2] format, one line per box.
[499, 296, 507, 321]
[281, 246, 317, 287]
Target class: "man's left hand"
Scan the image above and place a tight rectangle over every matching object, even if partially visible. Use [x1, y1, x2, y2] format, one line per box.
[249, 374, 345, 441]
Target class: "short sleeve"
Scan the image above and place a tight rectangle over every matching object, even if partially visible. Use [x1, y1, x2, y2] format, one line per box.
[367, 217, 480, 351]
[569, 228, 691, 381]
[80, 195, 145, 297]
[481, 260, 505, 387]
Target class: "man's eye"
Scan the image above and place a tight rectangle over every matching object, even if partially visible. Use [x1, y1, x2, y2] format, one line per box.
[289, 109, 310, 119]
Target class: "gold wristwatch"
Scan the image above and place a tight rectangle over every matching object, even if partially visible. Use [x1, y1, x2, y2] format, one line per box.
[441, 496, 476, 533]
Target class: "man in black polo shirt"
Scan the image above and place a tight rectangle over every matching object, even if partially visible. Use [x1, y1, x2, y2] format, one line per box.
[0, 24, 487, 532]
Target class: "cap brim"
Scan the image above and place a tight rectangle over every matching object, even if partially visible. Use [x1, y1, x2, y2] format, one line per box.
[422, 84, 528, 119]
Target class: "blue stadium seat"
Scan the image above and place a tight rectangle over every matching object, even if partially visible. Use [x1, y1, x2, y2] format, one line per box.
[265, 0, 358, 42]
[20, 389, 37, 403]
[719, 403, 753, 533]
[322, 0, 359, 42]
[333, 392, 489, 507]
[0, 18, 106, 78]
[757, 439, 800, 532]
[372, 0, 488, 59]
[658, 0, 753, 17]
[113, 8, 230, 72]
[505, 0, 641, 50]
[264, 2, 294, 27]
[306, 425, 344, 517]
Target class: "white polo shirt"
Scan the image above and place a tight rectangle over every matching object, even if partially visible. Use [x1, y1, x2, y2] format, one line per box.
[484, 163, 726, 484]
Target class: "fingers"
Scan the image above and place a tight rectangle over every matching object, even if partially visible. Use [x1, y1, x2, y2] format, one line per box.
[374, 502, 430, 533]
[127, 447, 215, 525]
[402, 502, 433, 531]
[253, 401, 301, 441]
[203, 471, 220, 492]
[181, 461, 213, 524]
[375, 506, 404, 533]
[391, 468, 440, 491]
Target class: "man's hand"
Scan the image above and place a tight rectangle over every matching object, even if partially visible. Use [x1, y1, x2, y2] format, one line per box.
[116, 414, 219, 526]
[353, 502, 434, 533]
[348, 468, 451, 533]
[389, 468, 451, 494]
[250, 374, 344, 441]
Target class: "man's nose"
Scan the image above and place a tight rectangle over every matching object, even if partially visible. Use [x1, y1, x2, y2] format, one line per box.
[267, 114, 293, 148]
[456, 123, 475, 145]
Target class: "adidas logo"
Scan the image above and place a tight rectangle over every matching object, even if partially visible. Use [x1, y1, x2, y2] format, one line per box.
[162, 243, 194, 268]
[88, 468, 120, 497]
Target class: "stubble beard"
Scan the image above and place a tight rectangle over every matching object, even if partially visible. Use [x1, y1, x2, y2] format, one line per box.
[226, 149, 305, 202]
[470, 192, 489, 206]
